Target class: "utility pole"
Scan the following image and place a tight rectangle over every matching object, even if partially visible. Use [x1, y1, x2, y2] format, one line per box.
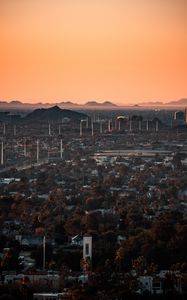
[91, 121, 94, 137]
[24, 139, 27, 157]
[48, 123, 51, 136]
[118, 120, 121, 131]
[3, 123, 6, 136]
[80, 121, 83, 137]
[86, 118, 89, 129]
[13, 125, 16, 136]
[139, 120, 142, 132]
[58, 124, 61, 135]
[108, 120, 111, 132]
[156, 120, 159, 132]
[36, 139, 39, 162]
[1, 142, 4, 165]
[43, 236, 46, 271]
[60, 139, 63, 159]
[146, 120, 149, 131]
[129, 119, 132, 132]
[100, 121, 103, 134]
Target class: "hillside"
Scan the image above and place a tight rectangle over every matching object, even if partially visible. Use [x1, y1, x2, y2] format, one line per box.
[25, 105, 87, 121]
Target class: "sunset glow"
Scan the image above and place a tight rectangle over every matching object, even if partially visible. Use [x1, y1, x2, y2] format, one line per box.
[1, 0, 187, 104]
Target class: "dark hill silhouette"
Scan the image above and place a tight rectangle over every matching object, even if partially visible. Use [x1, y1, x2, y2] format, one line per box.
[25, 105, 87, 121]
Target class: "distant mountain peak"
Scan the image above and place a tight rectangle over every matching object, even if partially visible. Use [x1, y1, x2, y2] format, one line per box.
[85, 101, 98, 106]
[102, 101, 117, 106]
[48, 105, 61, 111]
[167, 98, 187, 105]
[138, 98, 187, 106]
[85, 101, 117, 107]
[10, 100, 22, 104]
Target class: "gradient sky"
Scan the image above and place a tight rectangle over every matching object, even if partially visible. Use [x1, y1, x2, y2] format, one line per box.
[1, 0, 187, 104]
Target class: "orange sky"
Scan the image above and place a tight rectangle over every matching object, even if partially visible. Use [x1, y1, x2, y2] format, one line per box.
[0, 0, 187, 105]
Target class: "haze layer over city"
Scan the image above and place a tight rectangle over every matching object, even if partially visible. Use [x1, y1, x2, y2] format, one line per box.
[0, 1, 187, 300]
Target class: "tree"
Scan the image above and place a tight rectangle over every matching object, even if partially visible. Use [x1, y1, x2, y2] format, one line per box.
[115, 246, 125, 272]
[80, 257, 92, 273]
[132, 256, 146, 275]
[85, 196, 102, 211]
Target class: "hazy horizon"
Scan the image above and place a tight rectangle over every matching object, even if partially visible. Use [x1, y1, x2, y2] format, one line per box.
[1, 98, 187, 108]
[1, 0, 187, 104]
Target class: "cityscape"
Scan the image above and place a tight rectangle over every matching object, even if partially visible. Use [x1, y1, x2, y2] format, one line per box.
[0, 105, 186, 299]
[1, 0, 187, 299]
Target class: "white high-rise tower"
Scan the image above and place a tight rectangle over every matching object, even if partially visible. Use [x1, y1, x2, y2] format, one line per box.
[83, 236, 92, 260]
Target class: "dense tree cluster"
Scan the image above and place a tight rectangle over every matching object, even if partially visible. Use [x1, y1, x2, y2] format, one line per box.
[0, 132, 187, 298]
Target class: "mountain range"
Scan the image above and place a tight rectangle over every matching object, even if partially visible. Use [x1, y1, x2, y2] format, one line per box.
[138, 98, 187, 106]
[0, 100, 117, 110]
[0, 99, 187, 110]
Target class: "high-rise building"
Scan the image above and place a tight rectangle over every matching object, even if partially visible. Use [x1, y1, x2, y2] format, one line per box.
[83, 236, 92, 260]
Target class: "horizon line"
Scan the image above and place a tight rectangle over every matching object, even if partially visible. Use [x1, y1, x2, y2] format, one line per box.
[0, 98, 187, 107]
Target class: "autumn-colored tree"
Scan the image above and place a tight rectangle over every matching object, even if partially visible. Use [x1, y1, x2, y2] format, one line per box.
[132, 256, 146, 275]
[115, 246, 125, 272]
[80, 257, 92, 273]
